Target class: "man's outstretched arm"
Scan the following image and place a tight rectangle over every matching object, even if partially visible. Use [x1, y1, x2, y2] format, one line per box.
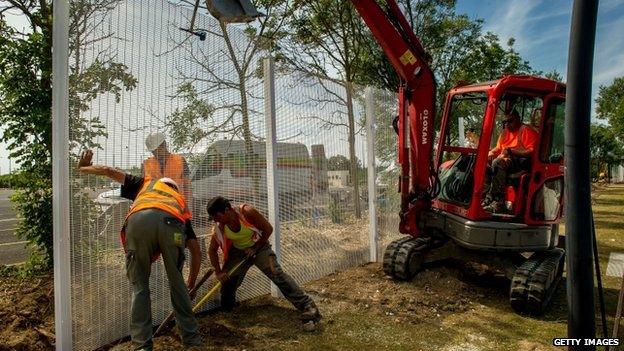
[77, 150, 126, 184]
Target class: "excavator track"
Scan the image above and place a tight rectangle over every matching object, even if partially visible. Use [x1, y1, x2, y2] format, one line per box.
[509, 248, 565, 315]
[383, 237, 433, 281]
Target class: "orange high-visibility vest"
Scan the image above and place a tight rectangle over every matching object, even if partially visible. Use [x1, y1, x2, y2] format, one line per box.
[213, 204, 263, 262]
[121, 178, 191, 262]
[143, 154, 190, 197]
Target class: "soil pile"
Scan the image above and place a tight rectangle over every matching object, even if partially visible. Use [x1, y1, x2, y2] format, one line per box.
[0, 273, 55, 350]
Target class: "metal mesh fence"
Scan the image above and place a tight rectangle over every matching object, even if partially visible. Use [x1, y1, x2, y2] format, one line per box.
[273, 72, 370, 284]
[371, 89, 403, 254]
[63, 1, 399, 349]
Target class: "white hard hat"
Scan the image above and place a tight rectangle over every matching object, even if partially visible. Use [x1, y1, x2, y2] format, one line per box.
[145, 132, 166, 152]
[159, 177, 179, 191]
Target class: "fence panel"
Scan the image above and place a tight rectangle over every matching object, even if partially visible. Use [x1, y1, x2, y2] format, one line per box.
[62, 1, 376, 349]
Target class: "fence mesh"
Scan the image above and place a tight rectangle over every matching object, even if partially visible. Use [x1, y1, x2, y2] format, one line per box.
[64, 1, 404, 349]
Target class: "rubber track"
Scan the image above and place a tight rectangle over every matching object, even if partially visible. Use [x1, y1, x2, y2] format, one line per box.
[389, 237, 431, 281]
[510, 248, 565, 315]
[383, 237, 413, 277]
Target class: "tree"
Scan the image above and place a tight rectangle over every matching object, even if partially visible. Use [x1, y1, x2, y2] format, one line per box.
[355, 0, 482, 96]
[544, 69, 563, 82]
[449, 33, 533, 87]
[282, 0, 370, 218]
[590, 124, 624, 181]
[0, 0, 136, 268]
[165, 0, 290, 202]
[596, 77, 624, 140]
[328, 155, 352, 171]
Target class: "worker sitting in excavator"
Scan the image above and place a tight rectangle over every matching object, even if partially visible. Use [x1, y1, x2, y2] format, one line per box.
[483, 109, 538, 213]
[206, 196, 322, 329]
[77, 150, 203, 350]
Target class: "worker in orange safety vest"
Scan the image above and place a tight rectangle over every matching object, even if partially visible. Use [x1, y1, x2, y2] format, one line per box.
[143, 132, 193, 212]
[77, 150, 202, 350]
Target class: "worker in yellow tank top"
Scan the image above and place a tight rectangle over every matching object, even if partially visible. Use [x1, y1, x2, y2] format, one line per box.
[207, 196, 322, 329]
[223, 221, 256, 250]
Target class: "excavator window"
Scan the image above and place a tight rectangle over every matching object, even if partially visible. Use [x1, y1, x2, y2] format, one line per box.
[438, 92, 487, 206]
[539, 98, 565, 163]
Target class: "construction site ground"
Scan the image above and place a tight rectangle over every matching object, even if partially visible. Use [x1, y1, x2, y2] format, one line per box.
[1, 184, 623, 351]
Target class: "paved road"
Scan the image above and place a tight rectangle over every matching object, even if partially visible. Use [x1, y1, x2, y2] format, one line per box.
[0, 189, 28, 265]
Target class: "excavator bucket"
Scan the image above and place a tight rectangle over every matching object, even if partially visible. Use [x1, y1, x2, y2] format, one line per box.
[204, 0, 262, 23]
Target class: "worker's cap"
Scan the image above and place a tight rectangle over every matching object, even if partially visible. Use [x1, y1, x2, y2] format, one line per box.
[206, 196, 232, 220]
[159, 177, 179, 192]
[145, 132, 166, 152]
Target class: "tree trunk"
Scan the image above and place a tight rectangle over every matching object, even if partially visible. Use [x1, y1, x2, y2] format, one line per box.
[239, 76, 261, 202]
[345, 81, 361, 218]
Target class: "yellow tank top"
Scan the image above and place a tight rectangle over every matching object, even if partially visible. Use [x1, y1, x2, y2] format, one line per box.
[224, 221, 255, 250]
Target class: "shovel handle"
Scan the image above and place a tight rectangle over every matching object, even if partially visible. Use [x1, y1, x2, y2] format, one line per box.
[192, 257, 252, 313]
[153, 268, 214, 337]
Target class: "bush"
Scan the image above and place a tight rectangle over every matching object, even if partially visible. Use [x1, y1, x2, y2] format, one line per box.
[11, 181, 53, 268]
[0, 173, 28, 189]
[328, 197, 343, 224]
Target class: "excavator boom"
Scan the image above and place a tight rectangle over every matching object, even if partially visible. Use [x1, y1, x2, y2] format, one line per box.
[351, 0, 437, 235]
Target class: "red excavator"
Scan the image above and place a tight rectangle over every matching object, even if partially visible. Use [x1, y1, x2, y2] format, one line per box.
[205, 0, 566, 315]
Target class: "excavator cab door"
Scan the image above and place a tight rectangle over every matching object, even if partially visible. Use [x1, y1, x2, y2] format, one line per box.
[204, 0, 262, 23]
[524, 93, 566, 225]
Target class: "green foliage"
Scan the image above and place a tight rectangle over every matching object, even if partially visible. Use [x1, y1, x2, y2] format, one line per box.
[0, 172, 29, 189]
[449, 33, 534, 85]
[0, 4, 53, 270]
[11, 184, 53, 267]
[596, 77, 624, 140]
[590, 124, 624, 180]
[544, 69, 564, 82]
[328, 155, 352, 171]
[0, 0, 136, 271]
[327, 197, 343, 224]
[167, 82, 216, 151]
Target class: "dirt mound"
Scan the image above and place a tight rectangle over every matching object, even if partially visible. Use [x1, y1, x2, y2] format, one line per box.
[0, 273, 55, 350]
[305, 263, 478, 323]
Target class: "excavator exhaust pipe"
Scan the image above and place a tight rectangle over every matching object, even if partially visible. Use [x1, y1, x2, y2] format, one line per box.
[204, 0, 262, 23]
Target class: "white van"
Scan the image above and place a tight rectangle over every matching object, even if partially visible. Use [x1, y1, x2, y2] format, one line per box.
[190, 140, 313, 211]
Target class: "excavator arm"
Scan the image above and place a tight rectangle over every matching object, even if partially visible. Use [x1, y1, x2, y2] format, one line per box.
[351, 0, 437, 236]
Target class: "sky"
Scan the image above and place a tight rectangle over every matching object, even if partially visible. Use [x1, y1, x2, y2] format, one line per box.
[0, 0, 623, 174]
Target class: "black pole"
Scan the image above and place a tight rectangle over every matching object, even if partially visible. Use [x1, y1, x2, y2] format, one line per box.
[565, 0, 599, 349]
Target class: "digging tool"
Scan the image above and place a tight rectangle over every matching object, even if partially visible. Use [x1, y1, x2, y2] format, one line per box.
[153, 268, 214, 337]
[192, 255, 252, 313]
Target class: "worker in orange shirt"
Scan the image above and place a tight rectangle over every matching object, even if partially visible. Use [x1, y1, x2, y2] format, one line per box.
[144, 132, 193, 211]
[483, 109, 538, 213]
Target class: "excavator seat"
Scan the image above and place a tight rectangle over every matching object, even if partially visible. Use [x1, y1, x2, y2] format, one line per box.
[204, 0, 262, 23]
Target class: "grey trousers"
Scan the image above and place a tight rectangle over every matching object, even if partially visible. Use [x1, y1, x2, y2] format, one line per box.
[221, 244, 315, 313]
[489, 156, 530, 201]
[125, 209, 201, 350]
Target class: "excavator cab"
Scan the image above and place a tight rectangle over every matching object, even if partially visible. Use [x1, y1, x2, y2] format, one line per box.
[433, 75, 565, 227]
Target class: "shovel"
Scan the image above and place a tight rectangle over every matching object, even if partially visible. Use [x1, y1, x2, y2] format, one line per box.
[192, 255, 253, 313]
[153, 268, 214, 337]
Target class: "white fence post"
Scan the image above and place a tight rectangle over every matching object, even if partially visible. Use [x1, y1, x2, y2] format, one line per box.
[52, 0, 72, 349]
[263, 56, 281, 296]
[365, 87, 379, 262]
